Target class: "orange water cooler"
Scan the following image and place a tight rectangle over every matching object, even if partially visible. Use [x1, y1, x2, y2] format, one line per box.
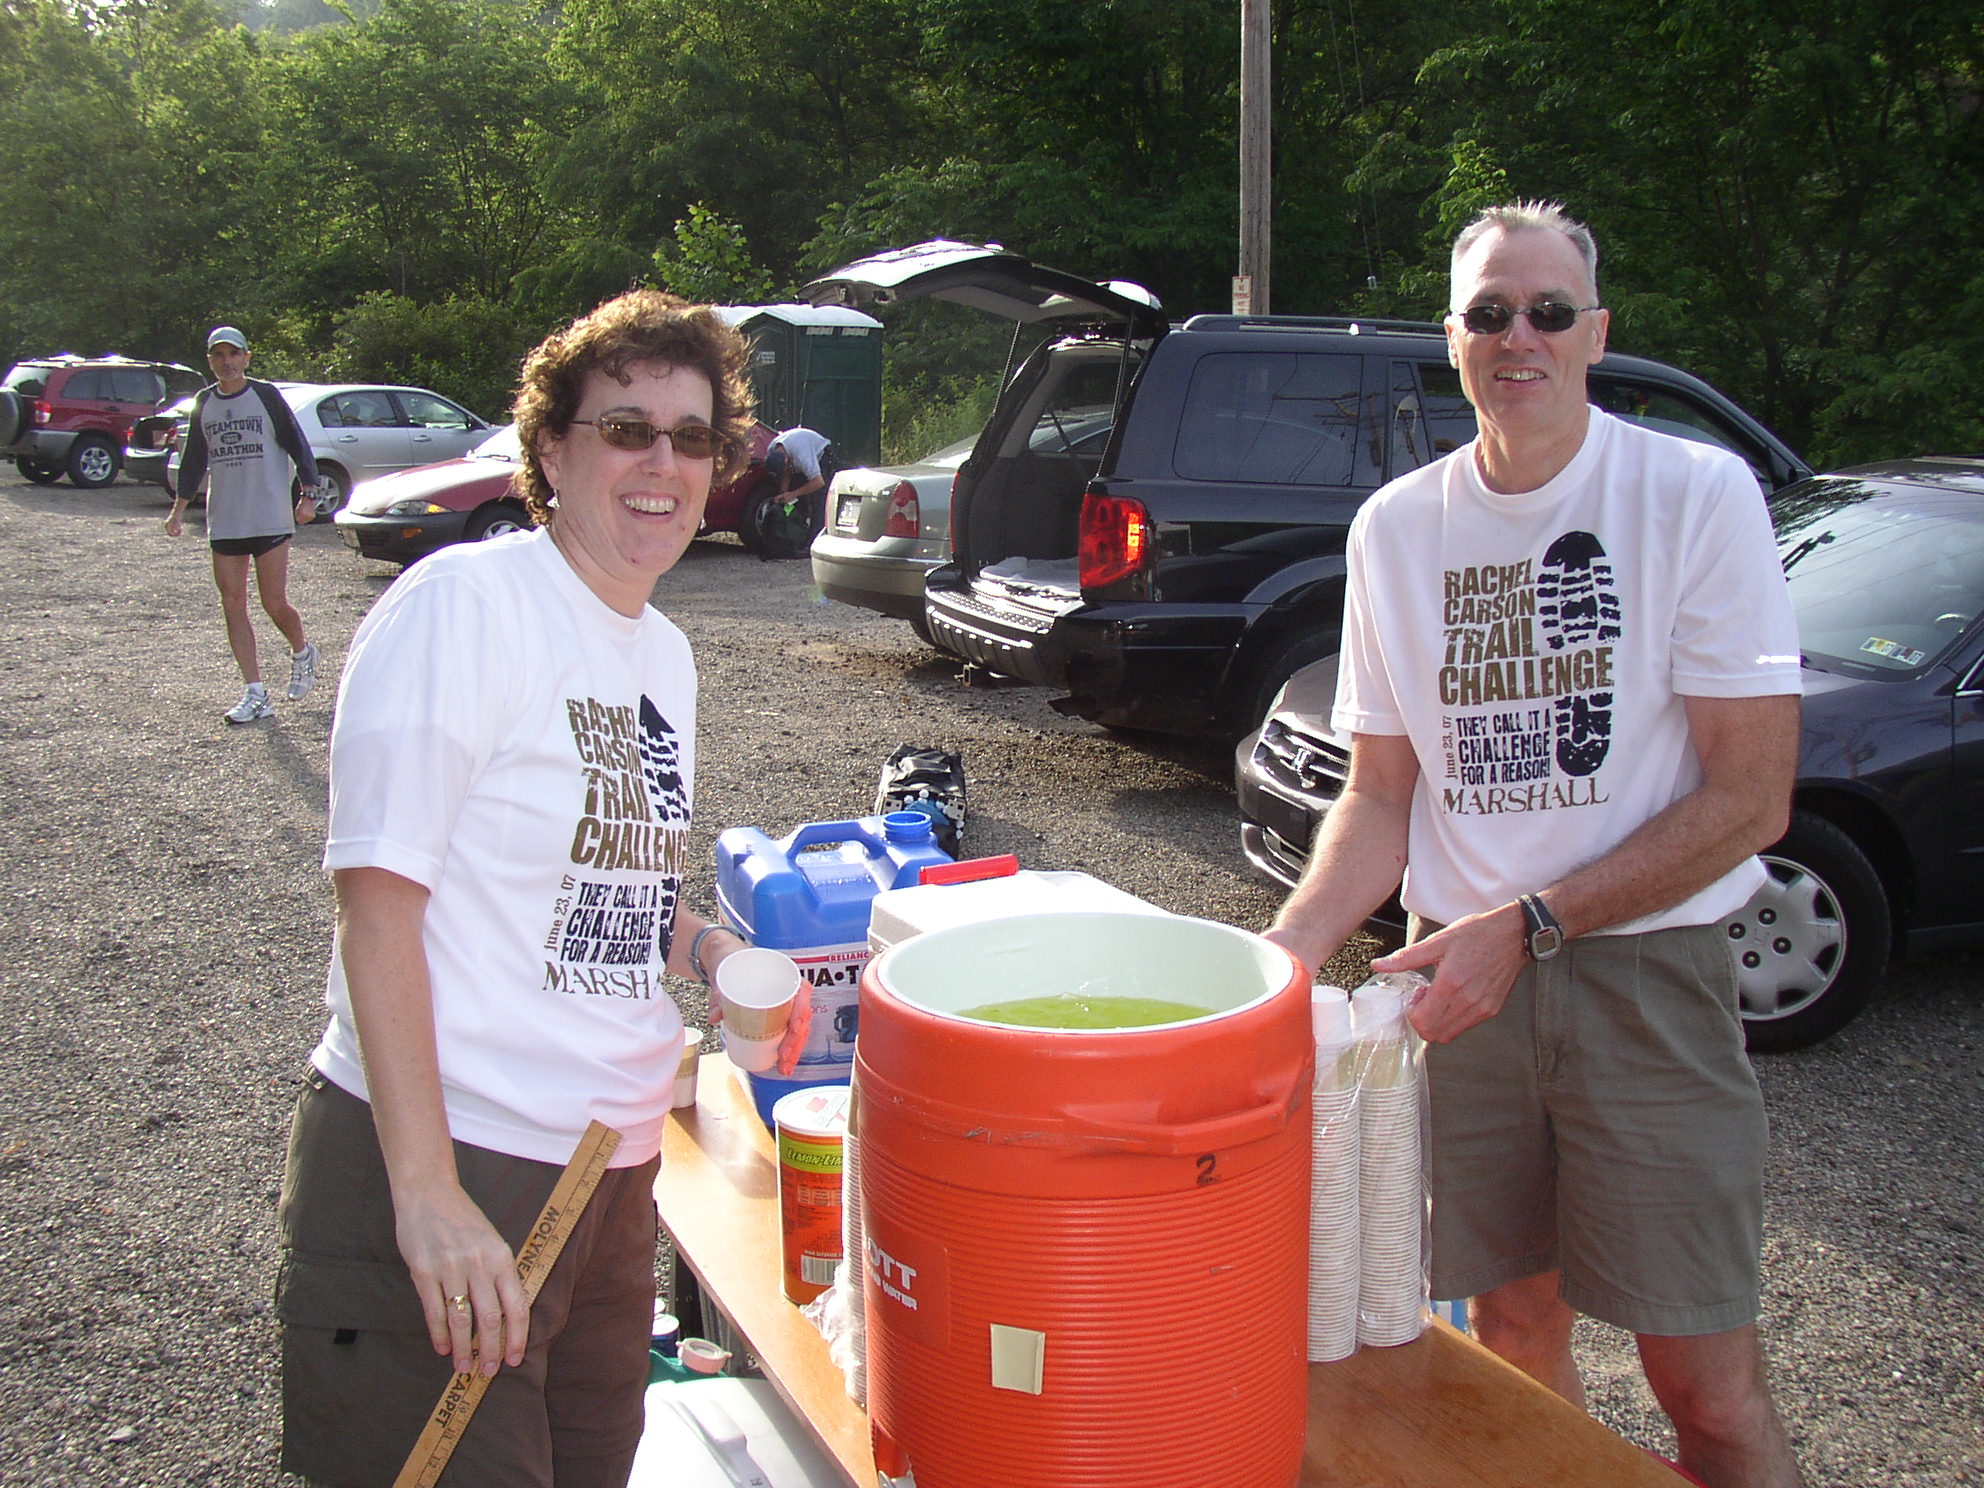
[855, 910, 1313, 1488]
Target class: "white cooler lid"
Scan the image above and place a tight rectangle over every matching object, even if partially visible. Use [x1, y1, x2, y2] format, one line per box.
[628, 1376, 844, 1487]
[868, 869, 1169, 952]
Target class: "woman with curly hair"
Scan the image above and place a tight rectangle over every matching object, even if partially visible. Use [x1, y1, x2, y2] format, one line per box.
[277, 291, 773, 1487]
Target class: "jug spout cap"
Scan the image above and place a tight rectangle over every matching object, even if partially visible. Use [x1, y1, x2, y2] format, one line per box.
[883, 808, 936, 842]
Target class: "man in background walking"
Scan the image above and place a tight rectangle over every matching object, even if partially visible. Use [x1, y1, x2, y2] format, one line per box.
[165, 326, 321, 724]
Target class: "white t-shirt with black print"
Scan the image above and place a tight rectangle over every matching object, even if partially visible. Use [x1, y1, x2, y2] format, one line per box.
[1334, 409, 1801, 933]
[313, 529, 694, 1166]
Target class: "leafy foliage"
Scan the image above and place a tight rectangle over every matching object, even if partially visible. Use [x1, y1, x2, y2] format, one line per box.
[1, 0, 1979, 464]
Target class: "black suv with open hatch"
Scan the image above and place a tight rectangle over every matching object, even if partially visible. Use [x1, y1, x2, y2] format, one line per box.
[805, 242, 1811, 739]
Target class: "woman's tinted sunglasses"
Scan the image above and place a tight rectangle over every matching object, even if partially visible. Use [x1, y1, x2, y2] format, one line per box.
[1453, 302, 1602, 336]
[572, 417, 731, 459]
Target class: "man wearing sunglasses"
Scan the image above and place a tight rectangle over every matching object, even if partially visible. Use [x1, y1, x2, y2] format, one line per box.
[1268, 202, 1805, 1487]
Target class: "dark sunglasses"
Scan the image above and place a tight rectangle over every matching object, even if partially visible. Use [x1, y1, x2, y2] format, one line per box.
[1454, 302, 1601, 336]
[571, 417, 730, 459]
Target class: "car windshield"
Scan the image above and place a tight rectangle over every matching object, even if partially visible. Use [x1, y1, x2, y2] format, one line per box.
[472, 424, 522, 461]
[1773, 477, 1984, 680]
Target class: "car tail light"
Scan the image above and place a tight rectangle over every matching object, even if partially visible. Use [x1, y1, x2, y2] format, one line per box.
[30, 399, 50, 427]
[883, 481, 919, 539]
[1078, 494, 1152, 589]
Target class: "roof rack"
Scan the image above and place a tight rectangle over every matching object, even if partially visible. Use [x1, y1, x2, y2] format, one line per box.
[1179, 313, 1447, 336]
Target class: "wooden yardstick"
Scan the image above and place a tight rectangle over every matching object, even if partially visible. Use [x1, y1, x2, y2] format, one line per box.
[391, 1120, 624, 1488]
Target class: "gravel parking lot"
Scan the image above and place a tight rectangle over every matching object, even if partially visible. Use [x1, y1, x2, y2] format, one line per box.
[0, 469, 1977, 1485]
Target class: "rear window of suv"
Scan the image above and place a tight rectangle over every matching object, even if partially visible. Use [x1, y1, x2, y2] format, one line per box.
[4, 365, 50, 397]
[1174, 352, 1365, 487]
[1392, 363, 1783, 491]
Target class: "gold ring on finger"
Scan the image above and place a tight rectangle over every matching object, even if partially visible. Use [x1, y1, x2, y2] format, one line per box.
[448, 1293, 470, 1309]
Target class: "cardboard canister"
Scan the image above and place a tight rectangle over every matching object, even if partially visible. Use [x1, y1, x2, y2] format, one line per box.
[772, 1085, 852, 1304]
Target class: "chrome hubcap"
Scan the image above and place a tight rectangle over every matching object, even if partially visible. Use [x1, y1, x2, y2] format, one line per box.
[1723, 854, 1845, 1021]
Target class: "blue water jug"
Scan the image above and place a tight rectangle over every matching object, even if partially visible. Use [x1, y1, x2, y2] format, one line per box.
[714, 812, 952, 1124]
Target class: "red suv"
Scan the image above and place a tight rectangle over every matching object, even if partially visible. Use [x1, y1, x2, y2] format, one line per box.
[0, 354, 202, 488]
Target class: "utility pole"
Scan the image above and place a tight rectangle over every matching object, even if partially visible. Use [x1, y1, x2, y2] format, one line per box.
[1237, 0, 1271, 315]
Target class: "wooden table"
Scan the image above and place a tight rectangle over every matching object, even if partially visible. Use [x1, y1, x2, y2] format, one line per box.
[657, 1053, 1684, 1488]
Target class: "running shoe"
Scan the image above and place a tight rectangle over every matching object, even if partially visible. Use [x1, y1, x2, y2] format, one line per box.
[225, 685, 273, 725]
[287, 641, 319, 700]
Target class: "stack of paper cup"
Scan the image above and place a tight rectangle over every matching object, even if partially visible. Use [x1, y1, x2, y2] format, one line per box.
[1354, 975, 1425, 1347]
[1308, 985, 1361, 1363]
[839, 1080, 868, 1405]
[671, 1028, 702, 1109]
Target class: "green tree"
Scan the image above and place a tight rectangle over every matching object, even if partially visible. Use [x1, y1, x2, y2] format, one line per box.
[548, 0, 933, 284]
[1397, 0, 1984, 463]
[269, 0, 578, 306]
[0, 0, 277, 363]
[326, 290, 537, 417]
[651, 204, 780, 304]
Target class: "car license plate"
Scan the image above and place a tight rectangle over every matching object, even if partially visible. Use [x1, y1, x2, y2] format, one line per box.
[835, 495, 861, 531]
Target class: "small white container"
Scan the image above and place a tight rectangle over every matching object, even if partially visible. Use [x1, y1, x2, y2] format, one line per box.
[866, 869, 1168, 954]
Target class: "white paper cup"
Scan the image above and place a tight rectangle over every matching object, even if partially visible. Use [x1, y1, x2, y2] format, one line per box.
[722, 1029, 781, 1073]
[672, 1028, 703, 1108]
[716, 947, 801, 1043]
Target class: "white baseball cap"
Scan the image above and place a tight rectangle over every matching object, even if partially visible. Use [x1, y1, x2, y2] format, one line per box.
[206, 325, 248, 351]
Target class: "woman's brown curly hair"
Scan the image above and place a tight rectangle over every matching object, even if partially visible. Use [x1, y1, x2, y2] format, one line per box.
[511, 290, 755, 526]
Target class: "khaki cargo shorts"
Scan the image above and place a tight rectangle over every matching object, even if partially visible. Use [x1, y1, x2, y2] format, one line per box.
[276, 1071, 660, 1488]
[1411, 920, 1768, 1336]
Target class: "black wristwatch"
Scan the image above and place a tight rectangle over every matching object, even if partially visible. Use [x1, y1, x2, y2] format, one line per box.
[1517, 893, 1564, 961]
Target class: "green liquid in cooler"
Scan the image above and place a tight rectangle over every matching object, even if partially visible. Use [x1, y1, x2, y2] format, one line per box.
[954, 994, 1210, 1029]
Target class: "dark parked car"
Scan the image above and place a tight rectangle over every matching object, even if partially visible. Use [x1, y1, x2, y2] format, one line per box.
[805, 242, 1810, 743]
[125, 394, 200, 489]
[1235, 458, 1984, 1051]
[334, 420, 781, 565]
[1, 354, 202, 487]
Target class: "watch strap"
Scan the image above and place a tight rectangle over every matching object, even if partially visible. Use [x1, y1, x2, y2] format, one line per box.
[688, 923, 724, 984]
[1517, 893, 1564, 960]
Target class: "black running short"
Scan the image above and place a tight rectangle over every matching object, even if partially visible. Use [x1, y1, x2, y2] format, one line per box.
[210, 533, 291, 557]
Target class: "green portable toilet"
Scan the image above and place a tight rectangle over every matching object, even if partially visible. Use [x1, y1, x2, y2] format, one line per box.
[719, 304, 884, 466]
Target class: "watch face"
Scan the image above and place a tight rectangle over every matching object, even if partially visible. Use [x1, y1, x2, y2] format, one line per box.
[1530, 926, 1563, 960]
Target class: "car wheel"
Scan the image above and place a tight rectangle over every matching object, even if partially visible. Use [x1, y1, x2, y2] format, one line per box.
[0, 391, 23, 446]
[17, 456, 62, 484]
[743, 487, 814, 560]
[728, 472, 771, 554]
[1722, 811, 1891, 1053]
[465, 502, 529, 542]
[317, 463, 352, 509]
[66, 435, 120, 488]
[1237, 628, 1340, 742]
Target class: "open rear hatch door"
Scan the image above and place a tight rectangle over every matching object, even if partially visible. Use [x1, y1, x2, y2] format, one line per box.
[802, 240, 1166, 340]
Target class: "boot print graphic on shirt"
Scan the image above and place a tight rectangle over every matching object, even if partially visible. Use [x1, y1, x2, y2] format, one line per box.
[637, 695, 690, 960]
[637, 695, 690, 832]
[1535, 531, 1620, 777]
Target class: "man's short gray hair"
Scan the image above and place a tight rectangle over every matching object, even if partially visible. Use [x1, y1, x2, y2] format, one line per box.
[1450, 201, 1599, 306]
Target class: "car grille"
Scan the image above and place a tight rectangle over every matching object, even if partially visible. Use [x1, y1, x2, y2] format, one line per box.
[1255, 717, 1349, 797]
